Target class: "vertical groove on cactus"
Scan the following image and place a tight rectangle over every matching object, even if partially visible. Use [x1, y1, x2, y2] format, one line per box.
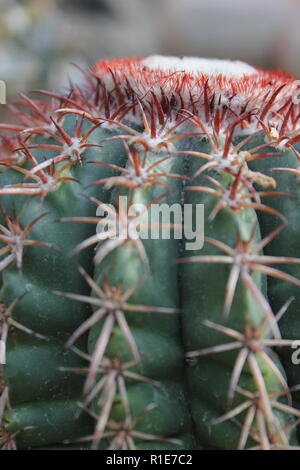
[1, 55, 300, 449]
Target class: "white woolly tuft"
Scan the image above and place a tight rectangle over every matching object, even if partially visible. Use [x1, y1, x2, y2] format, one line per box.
[141, 55, 257, 78]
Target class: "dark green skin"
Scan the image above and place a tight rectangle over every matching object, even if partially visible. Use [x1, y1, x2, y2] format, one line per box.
[1, 121, 127, 448]
[1, 116, 298, 449]
[88, 154, 196, 448]
[248, 138, 300, 440]
[6, 400, 93, 448]
[179, 153, 293, 449]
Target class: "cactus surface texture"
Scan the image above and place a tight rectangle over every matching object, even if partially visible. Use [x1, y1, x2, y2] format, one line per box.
[1, 55, 300, 450]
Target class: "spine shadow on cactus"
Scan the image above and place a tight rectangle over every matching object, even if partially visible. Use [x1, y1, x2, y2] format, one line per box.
[1, 55, 300, 450]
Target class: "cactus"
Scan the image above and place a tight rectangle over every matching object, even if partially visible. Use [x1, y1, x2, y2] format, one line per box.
[1, 55, 300, 450]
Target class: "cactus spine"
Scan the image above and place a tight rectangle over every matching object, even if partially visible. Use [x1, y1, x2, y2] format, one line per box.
[1, 55, 300, 450]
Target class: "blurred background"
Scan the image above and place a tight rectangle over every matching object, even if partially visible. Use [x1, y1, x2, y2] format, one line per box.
[1, 0, 300, 104]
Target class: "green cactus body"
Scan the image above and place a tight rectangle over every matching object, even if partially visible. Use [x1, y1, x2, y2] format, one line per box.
[1, 55, 300, 450]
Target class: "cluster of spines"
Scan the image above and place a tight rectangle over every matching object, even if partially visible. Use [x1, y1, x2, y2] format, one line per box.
[1, 59, 300, 450]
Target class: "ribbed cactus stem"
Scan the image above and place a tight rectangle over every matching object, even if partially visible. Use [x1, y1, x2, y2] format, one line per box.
[1, 55, 300, 450]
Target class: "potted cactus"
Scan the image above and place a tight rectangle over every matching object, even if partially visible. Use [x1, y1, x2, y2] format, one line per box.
[1, 55, 300, 450]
